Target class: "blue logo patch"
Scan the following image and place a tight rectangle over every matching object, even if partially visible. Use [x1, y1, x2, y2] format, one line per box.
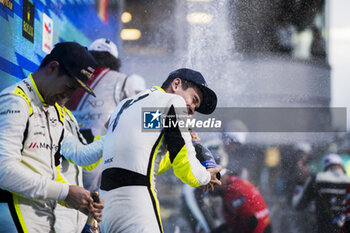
[143, 110, 161, 129]
[104, 157, 113, 164]
[231, 197, 246, 211]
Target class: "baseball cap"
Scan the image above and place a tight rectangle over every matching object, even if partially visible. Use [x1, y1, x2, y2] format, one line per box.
[167, 68, 217, 114]
[322, 153, 343, 170]
[89, 38, 119, 59]
[48, 42, 98, 97]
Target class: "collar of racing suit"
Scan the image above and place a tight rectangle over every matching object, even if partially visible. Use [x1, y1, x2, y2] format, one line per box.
[28, 73, 47, 107]
[153, 86, 165, 93]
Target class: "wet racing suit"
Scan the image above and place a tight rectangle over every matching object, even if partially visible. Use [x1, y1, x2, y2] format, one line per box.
[99, 86, 211, 233]
[66, 67, 135, 192]
[54, 108, 88, 233]
[0, 74, 69, 232]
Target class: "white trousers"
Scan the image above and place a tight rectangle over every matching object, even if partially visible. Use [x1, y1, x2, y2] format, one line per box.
[100, 186, 163, 233]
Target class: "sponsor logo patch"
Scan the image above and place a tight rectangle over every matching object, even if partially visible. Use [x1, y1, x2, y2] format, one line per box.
[42, 13, 53, 53]
[33, 131, 45, 136]
[49, 117, 57, 125]
[80, 68, 94, 79]
[0, 109, 20, 115]
[23, 80, 32, 92]
[28, 142, 58, 151]
[104, 158, 113, 164]
[231, 197, 246, 211]
[22, 0, 35, 42]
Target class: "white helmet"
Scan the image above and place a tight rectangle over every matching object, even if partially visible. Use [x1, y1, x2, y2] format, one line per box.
[322, 153, 343, 170]
[89, 38, 119, 59]
[127, 74, 146, 94]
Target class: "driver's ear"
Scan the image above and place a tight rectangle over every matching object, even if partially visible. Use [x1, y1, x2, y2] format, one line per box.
[172, 78, 181, 91]
[47, 61, 60, 75]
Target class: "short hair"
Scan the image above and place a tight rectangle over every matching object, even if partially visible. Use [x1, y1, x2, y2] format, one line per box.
[161, 77, 197, 90]
[39, 54, 67, 76]
[39, 54, 52, 68]
[90, 51, 121, 71]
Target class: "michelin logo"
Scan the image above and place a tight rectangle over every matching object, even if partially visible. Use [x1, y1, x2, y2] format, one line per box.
[143, 110, 161, 129]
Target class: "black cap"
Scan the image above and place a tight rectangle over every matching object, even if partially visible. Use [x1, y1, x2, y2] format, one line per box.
[48, 42, 98, 97]
[168, 68, 217, 114]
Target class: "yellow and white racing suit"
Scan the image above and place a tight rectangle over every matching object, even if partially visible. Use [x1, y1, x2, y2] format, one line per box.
[0, 74, 69, 233]
[66, 67, 135, 192]
[99, 86, 211, 233]
[54, 109, 88, 233]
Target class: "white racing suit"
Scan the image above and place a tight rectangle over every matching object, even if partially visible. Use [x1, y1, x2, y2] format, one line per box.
[60, 124, 104, 168]
[0, 74, 69, 232]
[66, 67, 135, 192]
[99, 86, 211, 233]
[55, 109, 105, 233]
[54, 109, 88, 233]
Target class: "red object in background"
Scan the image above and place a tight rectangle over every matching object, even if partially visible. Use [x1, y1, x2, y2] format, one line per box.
[222, 176, 271, 233]
[97, 0, 109, 24]
[66, 67, 108, 110]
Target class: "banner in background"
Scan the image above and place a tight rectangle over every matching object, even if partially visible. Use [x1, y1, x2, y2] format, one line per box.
[22, 0, 35, 42]
[42, 13, 53, 54]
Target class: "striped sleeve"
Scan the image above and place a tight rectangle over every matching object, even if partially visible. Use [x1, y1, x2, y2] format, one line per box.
[163, 96, 210, 187]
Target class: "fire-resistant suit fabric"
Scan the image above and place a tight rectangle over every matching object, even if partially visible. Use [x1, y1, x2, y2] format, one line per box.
[54, 108, 88, 233]
[0, 74, 68, 233]
[66, 67, 135, 192]
[99, 86, 211, 233]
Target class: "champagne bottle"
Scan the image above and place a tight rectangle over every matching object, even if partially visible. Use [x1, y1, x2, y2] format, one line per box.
[81, 192, 101, 233]
[192, 141, 221, 180]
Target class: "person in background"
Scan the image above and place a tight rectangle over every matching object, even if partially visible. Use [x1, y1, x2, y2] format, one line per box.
[221, 120, 248, 180]
[66, 38, 146, 192]
[274, 21, 296, 55]
[211, 171, 272, 233]
[275, 142, 315, 233]
[182, 124, 247, 233]
[284, 142, 312, 204]
[340, 185, 350, 233]
[293, 153, 350, 233]
[0, 42, 103, 232]
[310, 25, 326, 59]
